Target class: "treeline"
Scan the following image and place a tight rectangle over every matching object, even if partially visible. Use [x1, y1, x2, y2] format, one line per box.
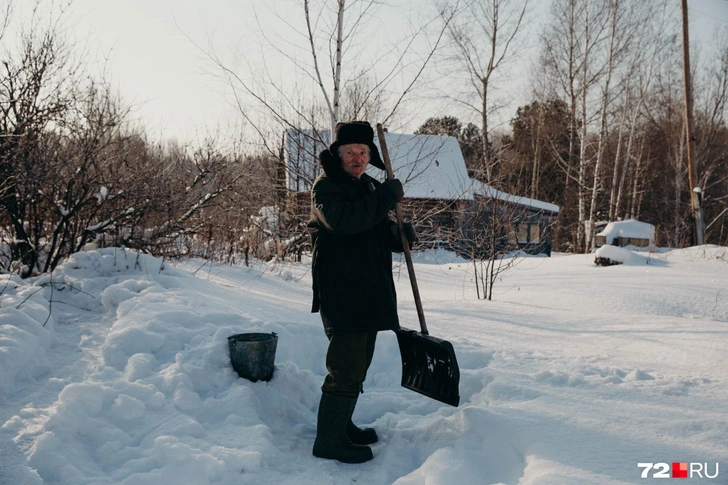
[416, 0, 728, 251]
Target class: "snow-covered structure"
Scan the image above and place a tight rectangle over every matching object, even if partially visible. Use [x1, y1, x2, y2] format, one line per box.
[283, 128, 560, 256]
[594, 220, 655, 248]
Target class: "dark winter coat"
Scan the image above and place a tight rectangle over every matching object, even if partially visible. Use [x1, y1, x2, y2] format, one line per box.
[308, 149, 404, 336]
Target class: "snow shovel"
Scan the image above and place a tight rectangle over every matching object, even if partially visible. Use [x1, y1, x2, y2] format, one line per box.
[376, 123, 460, 407]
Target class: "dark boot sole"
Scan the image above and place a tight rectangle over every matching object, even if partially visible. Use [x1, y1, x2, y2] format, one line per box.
[348, 428, 378, 445]
[313, 444, 373, 464]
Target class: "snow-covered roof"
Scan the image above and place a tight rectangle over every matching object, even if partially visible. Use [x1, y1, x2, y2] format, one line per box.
[284, 129, 473, 200]
[596, 220, 655, 243]
[283, 128, 559, 212]
[468, 180, 560, 214]
[372, 132, 473, 200]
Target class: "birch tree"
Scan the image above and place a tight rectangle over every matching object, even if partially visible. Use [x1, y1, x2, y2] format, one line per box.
[585, 0, 656, 251]
[573, 0, 609, 253]
[542, 0, 608, 250]
[540, 0, 581, 194]
[443, 0, 532, 183]
[608, 0, 672, 222]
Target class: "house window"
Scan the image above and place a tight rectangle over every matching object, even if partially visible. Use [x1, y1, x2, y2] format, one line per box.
[508, 225, 519, 244]
[510, 223, 540, 244]
[517, 224, 529, 243]
[529, 224, 541, 242]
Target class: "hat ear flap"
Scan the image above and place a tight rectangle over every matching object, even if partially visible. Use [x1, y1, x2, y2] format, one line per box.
[319, 148, 336, 168]
[369, 143, 385, 170]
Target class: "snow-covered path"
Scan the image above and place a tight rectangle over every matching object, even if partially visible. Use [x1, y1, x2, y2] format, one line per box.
[1, 247, 727, 484]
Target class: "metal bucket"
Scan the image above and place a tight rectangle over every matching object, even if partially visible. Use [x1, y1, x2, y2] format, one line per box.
[228, 332, 278, 382]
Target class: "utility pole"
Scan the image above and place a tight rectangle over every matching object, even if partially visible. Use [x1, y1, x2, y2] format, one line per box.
[681, 0, 705, 245]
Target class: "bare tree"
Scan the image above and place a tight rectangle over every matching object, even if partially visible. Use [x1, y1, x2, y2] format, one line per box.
[198, 0, 453, 148]
[453, 195, 529, 301]
[0, 3, 256, 275]
[0, 1, 81, 276]
[442, 0, 532, 183]
[602, 1, 669, 224]
[506, 1, 727, 251]
[573, 0, 610, 253]
[539, 0, 594, 251]
[540, 0, 583, 208]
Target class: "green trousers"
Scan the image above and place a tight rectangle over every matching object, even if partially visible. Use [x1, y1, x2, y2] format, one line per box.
[322, 331, 377, 397]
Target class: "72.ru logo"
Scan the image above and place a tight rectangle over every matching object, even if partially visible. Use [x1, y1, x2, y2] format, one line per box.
[638, 462, 719, 479]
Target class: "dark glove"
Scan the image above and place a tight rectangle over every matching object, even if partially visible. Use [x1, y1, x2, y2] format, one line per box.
[402, 222, 417, 244]
[391, 221, 417, 249]
[382, 178, 404, 203]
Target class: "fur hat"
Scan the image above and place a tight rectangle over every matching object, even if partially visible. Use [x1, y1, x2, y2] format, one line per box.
[328, 121, 385, 170]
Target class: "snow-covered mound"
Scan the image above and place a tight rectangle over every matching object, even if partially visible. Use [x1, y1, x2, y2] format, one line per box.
[594, 244, 652, 265]
[0, 275, 56, 396]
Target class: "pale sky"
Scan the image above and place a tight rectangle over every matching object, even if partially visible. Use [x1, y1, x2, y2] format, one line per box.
[8, 0, 728, 146]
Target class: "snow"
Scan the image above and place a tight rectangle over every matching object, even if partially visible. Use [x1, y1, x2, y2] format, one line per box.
[469, 180, 560, 214]
[1, 245, 727, 484]
[594, 245, 652, 265]
[371, 133, 473, 200]
[596, 220, 655, 245]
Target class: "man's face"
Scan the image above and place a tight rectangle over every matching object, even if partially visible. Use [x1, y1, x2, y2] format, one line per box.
[339, 144, 370, 179]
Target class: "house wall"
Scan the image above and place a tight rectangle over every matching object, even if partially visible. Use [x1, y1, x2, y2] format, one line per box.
[285, 192, 556, 257]
[399, 198, 462, 249]
[286, 192, 462, 250]
[470, 195, 556, 257]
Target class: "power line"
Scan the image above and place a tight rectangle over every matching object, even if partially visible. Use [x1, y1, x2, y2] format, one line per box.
[690, 7, 728, 24]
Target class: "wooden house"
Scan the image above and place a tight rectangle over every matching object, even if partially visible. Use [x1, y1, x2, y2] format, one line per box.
[283, 128, 559, 257]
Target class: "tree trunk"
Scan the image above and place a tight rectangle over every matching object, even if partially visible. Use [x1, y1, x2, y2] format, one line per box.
[608, 101, 627, 221]
[587, 0, 619, 251]
[615, 109, 639, 220]
[672, 127, 686, 246]
[629, 137, 645, 220]
[530, 106, 543, 200]
[577, 0, 593, 254]
[332, 0, 345, 132]
[482, 77, 491, 182]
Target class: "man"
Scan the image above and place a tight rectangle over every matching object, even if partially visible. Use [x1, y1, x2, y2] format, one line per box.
[308, 121, 415, 463]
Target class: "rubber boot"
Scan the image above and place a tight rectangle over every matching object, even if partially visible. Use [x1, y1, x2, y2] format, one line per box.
[347, 396, 378, 445]
[312, 392, 373, 463]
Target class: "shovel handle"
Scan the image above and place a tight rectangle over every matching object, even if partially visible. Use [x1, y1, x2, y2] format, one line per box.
[376, 123, 429, 335]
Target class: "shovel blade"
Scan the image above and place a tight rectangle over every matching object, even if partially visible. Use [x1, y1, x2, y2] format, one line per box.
[395, 327, 460, 406]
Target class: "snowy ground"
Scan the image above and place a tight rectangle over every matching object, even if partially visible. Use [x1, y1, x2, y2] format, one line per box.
[1, 246, 727, 484]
